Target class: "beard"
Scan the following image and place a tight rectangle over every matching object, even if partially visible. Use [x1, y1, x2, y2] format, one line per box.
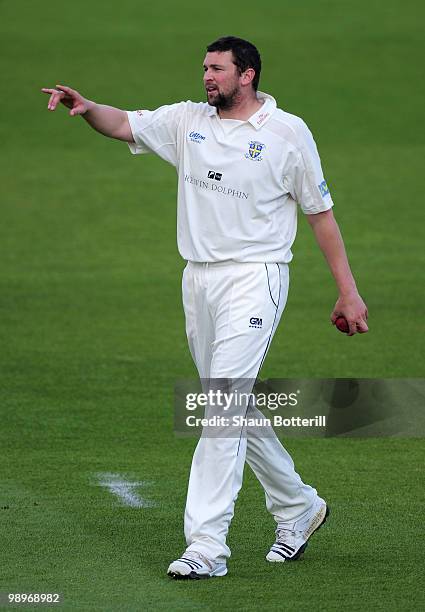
[207, 85, 240, 110]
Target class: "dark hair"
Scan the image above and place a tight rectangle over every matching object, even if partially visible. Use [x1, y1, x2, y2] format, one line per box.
[206, 36, 261, 91]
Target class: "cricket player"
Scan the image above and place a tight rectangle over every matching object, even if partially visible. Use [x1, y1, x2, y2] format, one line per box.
[42, 36, 368, 580]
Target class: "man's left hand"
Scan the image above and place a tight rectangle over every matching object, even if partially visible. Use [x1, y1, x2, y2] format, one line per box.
[331, 292, 369, 336]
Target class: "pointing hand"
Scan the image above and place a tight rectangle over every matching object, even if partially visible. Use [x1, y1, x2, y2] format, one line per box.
[41, 84, 90, 116]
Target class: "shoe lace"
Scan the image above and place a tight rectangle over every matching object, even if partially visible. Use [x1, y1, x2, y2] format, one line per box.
[275, 527, 300, 544]
[182, 550, 213, 569]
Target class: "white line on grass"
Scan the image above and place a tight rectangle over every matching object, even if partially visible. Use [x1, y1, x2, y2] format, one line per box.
[96, 473, 157, 508]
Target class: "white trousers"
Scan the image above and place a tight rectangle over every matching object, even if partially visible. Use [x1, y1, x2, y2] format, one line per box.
[182, 261, 317, 563]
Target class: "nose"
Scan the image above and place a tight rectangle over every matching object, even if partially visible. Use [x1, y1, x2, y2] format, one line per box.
[203, 68, 213, 83]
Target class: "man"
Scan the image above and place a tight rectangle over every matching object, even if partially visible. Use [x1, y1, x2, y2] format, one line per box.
[42, 36, 368, 580]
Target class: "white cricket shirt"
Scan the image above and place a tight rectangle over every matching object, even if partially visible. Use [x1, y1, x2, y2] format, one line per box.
[126, 92, 333, 263]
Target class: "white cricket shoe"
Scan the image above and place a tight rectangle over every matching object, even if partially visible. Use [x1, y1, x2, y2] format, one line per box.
[167, 550, 228, 580]
[266, 497, 329, 562]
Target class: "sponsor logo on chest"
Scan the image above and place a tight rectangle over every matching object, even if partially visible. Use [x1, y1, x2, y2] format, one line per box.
[188, 131, 206, 143]
[184, 173, 249, 200]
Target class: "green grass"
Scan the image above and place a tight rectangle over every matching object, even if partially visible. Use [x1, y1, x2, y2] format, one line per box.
[2, 437, 424, 611]
[1, 0, 424, 610]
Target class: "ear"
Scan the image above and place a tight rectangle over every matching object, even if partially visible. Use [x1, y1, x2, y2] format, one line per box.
[240, 67, 255, 87]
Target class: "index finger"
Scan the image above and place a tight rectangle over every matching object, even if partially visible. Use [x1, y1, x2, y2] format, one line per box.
[41, 88, 65, 95]
[55, 84, 74, 94]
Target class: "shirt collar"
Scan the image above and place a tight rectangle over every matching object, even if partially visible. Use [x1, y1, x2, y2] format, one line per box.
[248, 92, 277, 129]
[206, 91, 277, 129]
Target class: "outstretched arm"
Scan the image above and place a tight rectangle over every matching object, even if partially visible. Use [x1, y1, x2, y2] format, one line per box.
[41, 84, 134, 142]
[306, 209, 368, 336]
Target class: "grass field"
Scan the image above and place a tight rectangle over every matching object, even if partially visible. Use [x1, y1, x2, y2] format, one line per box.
[1, 0, 424, 610]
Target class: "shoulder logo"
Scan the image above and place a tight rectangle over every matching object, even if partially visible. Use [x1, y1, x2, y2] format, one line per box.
[318, 180, 330, 197]
[245, 141, 265, 162]
[189, 131, 206, 143]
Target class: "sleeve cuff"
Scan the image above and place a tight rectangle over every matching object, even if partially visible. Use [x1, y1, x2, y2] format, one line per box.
[127, 140, 147, 155]
[126, 111, 151, 155]
[301, 197, 334, 215]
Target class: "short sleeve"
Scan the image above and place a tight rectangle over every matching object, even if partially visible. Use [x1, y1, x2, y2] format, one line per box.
[126, 102, 187, 166]
[286, 120, 334, 215]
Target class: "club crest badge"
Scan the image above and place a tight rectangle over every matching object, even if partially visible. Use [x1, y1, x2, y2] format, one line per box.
[245, 141, 265, 162]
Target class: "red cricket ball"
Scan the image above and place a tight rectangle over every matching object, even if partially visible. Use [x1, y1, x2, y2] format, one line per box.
[335, 316, 349, 333]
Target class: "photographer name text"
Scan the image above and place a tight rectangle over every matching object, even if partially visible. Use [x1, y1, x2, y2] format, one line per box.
[185, 415, 326, 428]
